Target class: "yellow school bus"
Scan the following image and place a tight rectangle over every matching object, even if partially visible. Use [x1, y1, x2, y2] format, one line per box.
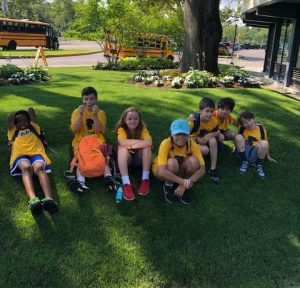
[103, 30, 174, 60]
[0, 17, 59, 50]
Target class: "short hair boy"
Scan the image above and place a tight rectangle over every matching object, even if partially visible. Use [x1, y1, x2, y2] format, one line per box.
[189, 97, 220, 184]
[70, 86, 115, 193]
[152, 119, 205, 204]
[214, 97, 239, 142]
[234, 111, 276, 179]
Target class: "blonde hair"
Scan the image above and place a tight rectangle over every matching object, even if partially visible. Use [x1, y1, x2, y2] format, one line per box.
[114, 107, 145, 139]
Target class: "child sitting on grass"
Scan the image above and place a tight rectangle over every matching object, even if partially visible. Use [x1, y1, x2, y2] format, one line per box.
[189, 97, 220, 184]
[214, 97, 239, 143]
[234, 111, 276, 179]
[70, 86, 116, 193]
[152, 119, 205, 204]
[115, 107, 152, 201]
[7, 108, 58, 215]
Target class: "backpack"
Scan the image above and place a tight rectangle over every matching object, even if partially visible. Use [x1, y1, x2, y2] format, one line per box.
[70, 135, 105, 178]
[191, 112, 200, 134]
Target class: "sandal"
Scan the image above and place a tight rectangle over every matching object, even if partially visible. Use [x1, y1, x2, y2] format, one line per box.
[41, 198, 59, 214]
[28, 197, 43, 216]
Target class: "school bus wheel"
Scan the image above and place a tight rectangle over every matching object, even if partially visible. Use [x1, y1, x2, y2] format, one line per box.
[7, 41, 17, 50]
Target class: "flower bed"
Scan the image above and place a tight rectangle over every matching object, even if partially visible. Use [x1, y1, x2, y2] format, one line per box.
[131, 67, 261, 89]
[0, 64, 49, 86]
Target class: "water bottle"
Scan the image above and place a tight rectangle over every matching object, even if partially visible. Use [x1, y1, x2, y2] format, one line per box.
[115, 186, 123, 203]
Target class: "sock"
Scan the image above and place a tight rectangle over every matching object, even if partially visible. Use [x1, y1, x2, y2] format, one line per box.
[256, 158, 263, 165]
[77, 175, 85, 183]
[121, 176, 130, 185]
[142, 171, 150, 180]
[104, 173, 112, 178]
[239, 151, 246, 161]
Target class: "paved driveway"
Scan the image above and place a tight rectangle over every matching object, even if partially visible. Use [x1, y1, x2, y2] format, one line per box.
[0, 39, 266, 72]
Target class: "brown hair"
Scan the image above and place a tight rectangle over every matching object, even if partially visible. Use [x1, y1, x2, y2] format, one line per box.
[114, 107, 145, 139]
[237, 111, 255, 125]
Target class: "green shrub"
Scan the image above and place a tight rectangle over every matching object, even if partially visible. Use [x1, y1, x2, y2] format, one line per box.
[0, 64, 22, 79]
[93, 57, 177, 71]
[25, 65, 49, 81]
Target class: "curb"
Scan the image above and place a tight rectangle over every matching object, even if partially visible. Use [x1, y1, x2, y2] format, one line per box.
[0, 50, 102, 60]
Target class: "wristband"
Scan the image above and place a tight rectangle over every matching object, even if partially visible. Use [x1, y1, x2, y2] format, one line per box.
[183, 179, 191, 189]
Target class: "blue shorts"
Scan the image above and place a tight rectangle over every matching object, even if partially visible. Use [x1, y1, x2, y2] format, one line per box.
[10, 154, 51, 176]
[237, 145, 258, 164]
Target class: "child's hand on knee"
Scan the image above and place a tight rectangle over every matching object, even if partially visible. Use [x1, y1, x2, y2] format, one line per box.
[174, 185, 185, 197]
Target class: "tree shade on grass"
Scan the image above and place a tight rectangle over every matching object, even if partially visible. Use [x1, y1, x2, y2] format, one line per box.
[0, 67, 299, 288]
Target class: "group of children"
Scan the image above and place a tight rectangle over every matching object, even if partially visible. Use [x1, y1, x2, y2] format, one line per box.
[7, 86, 276, 215]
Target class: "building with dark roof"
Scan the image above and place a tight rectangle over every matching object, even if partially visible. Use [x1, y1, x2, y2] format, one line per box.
[242, 0, 300, 89]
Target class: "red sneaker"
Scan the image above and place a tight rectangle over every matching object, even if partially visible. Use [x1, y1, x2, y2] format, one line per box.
[123, 184, 135, 201]
[137, 179, 150, 196]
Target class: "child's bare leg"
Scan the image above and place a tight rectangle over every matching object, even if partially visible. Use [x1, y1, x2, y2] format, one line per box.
[118, 146, 130, 177]
[141, 147, 152, 171]
[208, 137, 218, 170]
[182, 156, 200, 177]
[234, 134, 245, 152]
[157, 158, 180, 181]
[33, 162, 53, 199]
[218, 133, 225, 142]
[18, 160, 36, 199]
[257, 140, 269, 159]
[199, 144, 209, 156]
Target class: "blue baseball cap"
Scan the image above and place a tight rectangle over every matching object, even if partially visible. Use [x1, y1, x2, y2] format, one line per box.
[170, 119, 190, 135]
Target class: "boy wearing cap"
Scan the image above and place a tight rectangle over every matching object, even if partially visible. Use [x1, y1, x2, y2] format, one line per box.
[152, 119, 205, 204]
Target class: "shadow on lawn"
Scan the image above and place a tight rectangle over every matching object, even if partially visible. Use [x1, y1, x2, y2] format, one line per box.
[1, 78, 300, 287]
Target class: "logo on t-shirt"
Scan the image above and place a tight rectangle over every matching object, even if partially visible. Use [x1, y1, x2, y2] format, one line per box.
[86, 119, 94, 130]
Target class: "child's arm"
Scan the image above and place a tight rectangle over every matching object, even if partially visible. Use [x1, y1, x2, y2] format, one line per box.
[203, 131, 220, 142]
[71, 105, 85, 133]
[92, 105, 104, 133]
[7, 113, 15, 130]
[118, 139, 152, 150]
[28, 107, 37, 123]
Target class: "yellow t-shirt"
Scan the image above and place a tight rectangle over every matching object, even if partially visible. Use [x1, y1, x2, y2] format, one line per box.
[117, 127, 152, 141]
[152, 137, 205, 174]
[7, 122, 51, 168]
[213, 110, 235, 131]
[240, 124, 268, 146]
[71, 108, 106, 153]
[189, 115, 219, 138]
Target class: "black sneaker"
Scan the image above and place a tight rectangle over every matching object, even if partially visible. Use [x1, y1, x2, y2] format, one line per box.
[209, 169, 220, 184]
[67, 179, 90, 195]
[163, 184, 176, 204]
[181, 191, 191, 205]
[103, 175, 117, 193]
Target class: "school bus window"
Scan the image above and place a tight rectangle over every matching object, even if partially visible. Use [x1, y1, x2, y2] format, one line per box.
[137, 38, 143, 47]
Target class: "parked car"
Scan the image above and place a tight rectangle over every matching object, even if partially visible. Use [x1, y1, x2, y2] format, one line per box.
[218, 43, 229, 55]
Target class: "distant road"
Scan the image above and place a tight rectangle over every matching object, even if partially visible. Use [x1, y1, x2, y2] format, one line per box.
[0, 39, 265, 72]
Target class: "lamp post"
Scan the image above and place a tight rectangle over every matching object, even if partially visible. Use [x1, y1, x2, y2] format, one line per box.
[230, 17, 239, 65]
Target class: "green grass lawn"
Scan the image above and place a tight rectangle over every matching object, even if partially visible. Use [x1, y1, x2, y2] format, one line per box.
[0, 67, 299, 288]
[0, 49, 99, 58]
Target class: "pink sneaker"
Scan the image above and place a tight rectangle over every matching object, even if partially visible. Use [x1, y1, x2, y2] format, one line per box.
[137, 179, 150, 196]
[123, 184, 135, 201]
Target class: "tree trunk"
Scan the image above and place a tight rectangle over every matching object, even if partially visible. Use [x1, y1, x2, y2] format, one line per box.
[181, 0, 222, 74]
[181, 0, 201, 72]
